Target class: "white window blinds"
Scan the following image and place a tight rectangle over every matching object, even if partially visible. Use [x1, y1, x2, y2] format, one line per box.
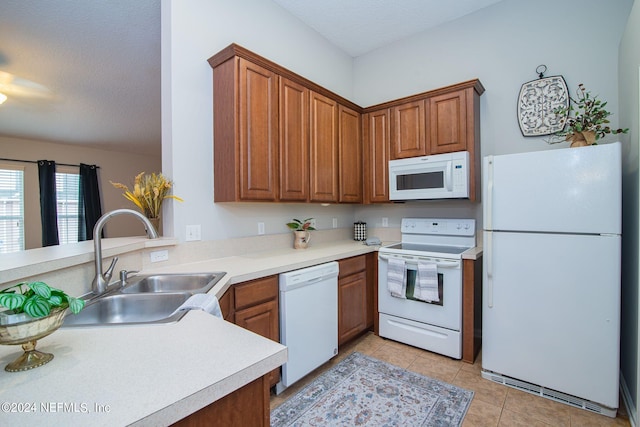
[0, 167, 25, 253]
[56, 171, 80, 245]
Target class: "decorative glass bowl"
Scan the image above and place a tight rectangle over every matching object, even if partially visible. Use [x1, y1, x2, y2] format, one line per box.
[0, 307, 67, 372]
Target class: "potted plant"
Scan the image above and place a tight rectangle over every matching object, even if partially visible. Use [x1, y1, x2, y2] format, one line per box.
[110, 172, 183, 232]
[552, 83, 628, 147]
[0, 281, 85, 372]
[286, 218, 316, 249]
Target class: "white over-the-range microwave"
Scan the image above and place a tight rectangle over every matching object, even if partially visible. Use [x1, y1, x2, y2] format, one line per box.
[388, 151, 470, 200]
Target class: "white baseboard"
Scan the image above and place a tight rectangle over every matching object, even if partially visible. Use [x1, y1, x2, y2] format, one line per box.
[621, 373, 637, 427]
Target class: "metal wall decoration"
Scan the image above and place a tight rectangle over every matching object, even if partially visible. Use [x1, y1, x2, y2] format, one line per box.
[517, 65, 569, 137]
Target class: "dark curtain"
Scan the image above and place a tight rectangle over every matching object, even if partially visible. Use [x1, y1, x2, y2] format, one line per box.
[78, 163, 102, 241]
[38, 160, 59, 246]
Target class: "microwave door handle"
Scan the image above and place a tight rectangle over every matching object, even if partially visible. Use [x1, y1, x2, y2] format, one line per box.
[445, 161, 453, 191]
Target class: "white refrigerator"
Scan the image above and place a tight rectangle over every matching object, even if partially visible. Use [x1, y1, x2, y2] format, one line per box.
[482, 142, 621, 416]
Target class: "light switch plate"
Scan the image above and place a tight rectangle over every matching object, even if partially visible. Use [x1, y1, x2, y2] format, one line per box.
[382, 217, 389, 227]
[186, 225, 201, 241]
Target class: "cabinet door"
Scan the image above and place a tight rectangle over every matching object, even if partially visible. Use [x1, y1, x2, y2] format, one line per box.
[238, 58, 279, 200]
[235, 299, 280, 386]
[338, 271, 367, 346]
[363, 109, 391, 203]
[309, 91, 339, 202]
[219, 288, 234, 323]
[391, 100, 427, 159]
[279, 77, 309, 201]
[338, 105, 362, 203]
[428, 89, 467, 154]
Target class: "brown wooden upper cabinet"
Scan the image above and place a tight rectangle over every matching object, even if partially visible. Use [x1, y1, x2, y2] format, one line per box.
[338, 105, 362, 203]
[363, 109, 391, 204]
[209, 44, 362, 204]
[428, 89, 467, 155]
[209, 44, 483, 204]
[212, 57, 279, 202]
[363, 81, 484, 202]
[391, 100, 428, 159]
[279, 77, 309, 202]
[309, 91, 339, 203]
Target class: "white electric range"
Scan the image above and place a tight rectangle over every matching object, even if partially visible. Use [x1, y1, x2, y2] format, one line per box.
[378, 218, 475, 359]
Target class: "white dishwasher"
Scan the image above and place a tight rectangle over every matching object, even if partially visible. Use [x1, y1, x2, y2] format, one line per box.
[276, 261, 339, 394]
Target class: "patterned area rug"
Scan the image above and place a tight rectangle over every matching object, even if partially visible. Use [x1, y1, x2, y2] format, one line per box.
[271, 352, 474, 426]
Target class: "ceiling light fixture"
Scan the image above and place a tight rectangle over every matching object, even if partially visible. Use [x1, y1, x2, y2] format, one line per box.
[0, 92, 7, 105]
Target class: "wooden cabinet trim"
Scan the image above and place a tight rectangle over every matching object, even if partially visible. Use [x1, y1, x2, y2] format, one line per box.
[363, 79, 485, 112]
[209, 43, 361, 112]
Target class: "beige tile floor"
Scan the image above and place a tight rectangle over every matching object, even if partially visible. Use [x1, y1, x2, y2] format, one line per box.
[271, 332, 631, 426]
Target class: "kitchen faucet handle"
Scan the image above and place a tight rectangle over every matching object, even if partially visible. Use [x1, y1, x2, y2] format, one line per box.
[103, 256, 119, 282]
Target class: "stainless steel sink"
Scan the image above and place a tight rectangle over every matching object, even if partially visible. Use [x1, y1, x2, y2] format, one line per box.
[63, 292, 192, 327]
[120, 273, 224, 294]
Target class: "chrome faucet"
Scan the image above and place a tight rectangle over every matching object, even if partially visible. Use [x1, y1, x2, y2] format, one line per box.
[91, 209, 159, 295]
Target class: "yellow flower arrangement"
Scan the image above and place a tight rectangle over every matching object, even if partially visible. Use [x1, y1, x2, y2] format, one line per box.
[111, 172, 183, 219]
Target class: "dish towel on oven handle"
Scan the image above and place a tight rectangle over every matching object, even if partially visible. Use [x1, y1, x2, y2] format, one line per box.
[414, 261, 439, 302]
[387, 257, 407, 299]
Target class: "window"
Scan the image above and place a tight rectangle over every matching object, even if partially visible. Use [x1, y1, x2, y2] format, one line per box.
[56, 171, 80, 245]
[0, 167, 25, 254]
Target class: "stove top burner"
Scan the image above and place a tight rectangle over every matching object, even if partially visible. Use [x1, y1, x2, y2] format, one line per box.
[380, 242, 470, 256]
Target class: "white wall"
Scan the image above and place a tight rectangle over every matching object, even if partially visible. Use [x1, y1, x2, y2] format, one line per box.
[619, 0, 640, 420]
[0, 135, 161, 248]
[354, 0, 632, 231]
[161, 0, 358, 242]
[354, 0, 631, 157]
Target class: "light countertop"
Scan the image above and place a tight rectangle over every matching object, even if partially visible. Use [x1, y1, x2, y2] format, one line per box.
[0, 238, 481, 426]
[0, 240, 377, 426]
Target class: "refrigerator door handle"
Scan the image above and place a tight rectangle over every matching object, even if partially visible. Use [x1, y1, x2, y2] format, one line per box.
[485, 156, 494, 230]
[486, 230, 493, 308]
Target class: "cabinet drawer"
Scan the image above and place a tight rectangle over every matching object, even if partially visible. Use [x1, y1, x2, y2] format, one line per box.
[339, 255, 366, 278]
[234, 276, 278, 310]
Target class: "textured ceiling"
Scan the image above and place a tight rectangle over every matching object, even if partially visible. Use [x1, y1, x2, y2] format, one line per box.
[0, 0, 502, 155]
[0, 0, 161, 155]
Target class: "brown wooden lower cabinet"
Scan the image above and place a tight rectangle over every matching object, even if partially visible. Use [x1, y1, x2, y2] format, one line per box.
[338, 255, 373, 346]
[462, 256, 482, 364]
[221, 276, 281, 387]
[171, 374, 269, 427]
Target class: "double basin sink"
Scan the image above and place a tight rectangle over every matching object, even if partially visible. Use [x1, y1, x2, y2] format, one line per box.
[62, 273, 225, 328]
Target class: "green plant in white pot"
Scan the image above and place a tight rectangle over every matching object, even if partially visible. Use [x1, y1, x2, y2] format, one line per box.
[0, 281, 85, 372]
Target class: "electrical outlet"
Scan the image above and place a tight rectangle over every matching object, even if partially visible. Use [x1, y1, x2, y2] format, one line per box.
[150, 249, 169, 263]
[185, 225, 201, 241]
[382, 217, 389, 227]
[258, 222, 265, 235]
[332, 218, 338, 228]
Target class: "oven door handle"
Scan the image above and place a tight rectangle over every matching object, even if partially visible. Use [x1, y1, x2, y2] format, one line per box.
[378, 254, 460, 268]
